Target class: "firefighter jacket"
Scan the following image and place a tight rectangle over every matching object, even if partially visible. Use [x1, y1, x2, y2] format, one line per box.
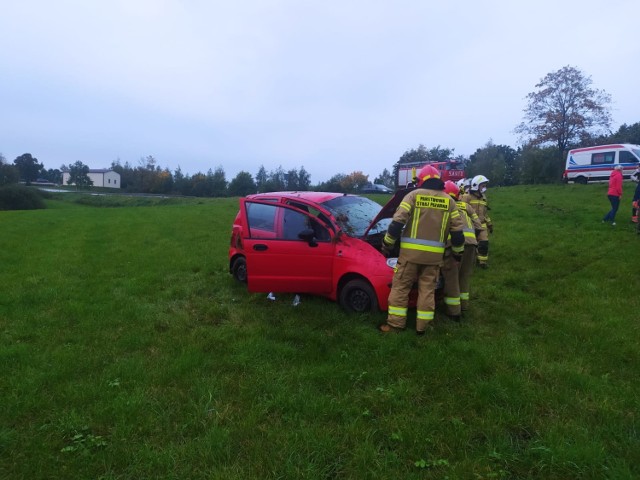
[460, 191, 492, 232]
[455, 201, 485, 245]
[384, 188, 465, 265]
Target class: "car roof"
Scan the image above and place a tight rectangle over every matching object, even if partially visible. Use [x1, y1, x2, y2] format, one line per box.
[245, 191, 354, 204]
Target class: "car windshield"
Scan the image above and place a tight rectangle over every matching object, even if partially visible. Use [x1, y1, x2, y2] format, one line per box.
[322, 195, 384, 237]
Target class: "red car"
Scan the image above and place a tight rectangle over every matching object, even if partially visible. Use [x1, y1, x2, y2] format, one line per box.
[229, 190, 413, 312]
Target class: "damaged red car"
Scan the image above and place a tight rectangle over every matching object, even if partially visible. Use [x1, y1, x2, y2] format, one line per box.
[229, 190, 413, 312]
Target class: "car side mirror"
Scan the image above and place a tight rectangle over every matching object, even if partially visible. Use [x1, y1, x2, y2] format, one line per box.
[298, 228, 318, 247]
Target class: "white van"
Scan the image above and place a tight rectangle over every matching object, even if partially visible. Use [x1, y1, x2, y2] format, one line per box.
[563, 144, 640, 183]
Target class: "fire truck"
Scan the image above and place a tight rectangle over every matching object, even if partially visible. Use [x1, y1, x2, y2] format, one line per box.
[397, 160, 465, 188]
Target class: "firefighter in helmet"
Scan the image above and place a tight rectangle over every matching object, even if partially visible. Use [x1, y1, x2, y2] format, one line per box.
[379, 165, 465, 335]
[463, 178, 472, 195]
[460, 175, 491, 268]
[440, 181, 485, 320]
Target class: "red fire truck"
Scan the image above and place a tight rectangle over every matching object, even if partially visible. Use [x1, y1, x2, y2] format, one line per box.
[397, 160, 465, 188]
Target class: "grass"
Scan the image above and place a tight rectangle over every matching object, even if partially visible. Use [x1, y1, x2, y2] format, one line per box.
[1, 184, 639, 479]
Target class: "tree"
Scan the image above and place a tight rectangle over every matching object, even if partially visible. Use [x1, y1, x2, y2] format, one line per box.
[604, 122, 640, 145]
[228, 171, 256, 196]
[264, 166, 286, 192]
[298, 166, 311, 191]
[515, 65, 612, 158]
[208, 166, 228, 197]
[173, 166, 192, 195]
[467, 141, 520, 186]
[0, 154, 19, 186]
[136, 155, 159, 192]
[189, 173, 208, 196]
[315, 173, 347, 193]
[255, 165, 268, 192]
[67, 161, 93, 189]
[13, 153, 43, 185]
[397, 145, 453, 165]
[374, 168, 394, 188]
[340, 171, 369, 192]
[285, 169, 300, 190]
[519, 146, 561, 184]
[40, 168, 62, 184]
[149, 169, 173, 194]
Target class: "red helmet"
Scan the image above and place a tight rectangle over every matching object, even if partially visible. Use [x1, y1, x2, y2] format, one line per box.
[417, 165, 440, 186]
[443, 180, 459, 199]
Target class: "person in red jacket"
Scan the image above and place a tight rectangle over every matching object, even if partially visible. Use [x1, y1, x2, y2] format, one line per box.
[602, 164, 623, 226]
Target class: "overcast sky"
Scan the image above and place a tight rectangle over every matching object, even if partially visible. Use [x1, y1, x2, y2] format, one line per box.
[1, 0, 638, 183]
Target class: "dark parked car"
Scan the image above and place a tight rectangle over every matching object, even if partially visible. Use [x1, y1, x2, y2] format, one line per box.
[361, 183, 393, 194]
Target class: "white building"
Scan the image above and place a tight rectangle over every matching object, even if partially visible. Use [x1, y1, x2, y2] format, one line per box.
[63, 169, 121, 189]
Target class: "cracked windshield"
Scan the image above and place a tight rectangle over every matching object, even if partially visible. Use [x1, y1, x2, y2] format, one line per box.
[322, 196, 391, 237]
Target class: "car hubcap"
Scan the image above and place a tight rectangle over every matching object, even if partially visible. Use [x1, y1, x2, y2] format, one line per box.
[350, 290, 370, 312]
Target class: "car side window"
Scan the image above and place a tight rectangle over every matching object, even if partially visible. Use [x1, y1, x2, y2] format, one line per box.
[283, 208, 310, 239]
[309, 217, 331, 241]
[284, 200, 335, 234]
[246, 203, 277, 238]
[279, 206, 331, 241]
[591, 151, 615, 165]
[620, 151, 639, 163]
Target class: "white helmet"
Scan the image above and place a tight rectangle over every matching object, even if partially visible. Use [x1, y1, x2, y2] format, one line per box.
[471, 175, 489, 191]
[456, 179, 465, 188]
[464, 178, 472, 189]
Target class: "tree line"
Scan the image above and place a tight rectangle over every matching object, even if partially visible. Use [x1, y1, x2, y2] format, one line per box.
[2, 66, 638, 194]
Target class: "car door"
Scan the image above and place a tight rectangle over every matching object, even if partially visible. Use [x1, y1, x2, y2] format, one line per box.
[240, 199, 335, 294]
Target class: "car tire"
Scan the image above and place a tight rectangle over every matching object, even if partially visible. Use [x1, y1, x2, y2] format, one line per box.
[575, 176, 588, 185]
[231, 257, 247, 283]
[339, 279, 378, 313]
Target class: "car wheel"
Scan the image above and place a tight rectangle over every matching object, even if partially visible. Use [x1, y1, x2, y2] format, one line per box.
[339, 279, 378, 313]
[575, 176, 588, 185]
[231, 257, 247, 283]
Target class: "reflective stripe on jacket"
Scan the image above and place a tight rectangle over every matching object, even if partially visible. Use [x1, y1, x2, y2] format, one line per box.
[461, 192, 492, 230]
[390, 188, 464, 265]
[455, 201, 483, 246]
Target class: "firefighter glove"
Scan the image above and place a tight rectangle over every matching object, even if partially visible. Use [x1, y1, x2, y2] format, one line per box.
[381, 233, 396, 257]
[488, 224, 494, 234]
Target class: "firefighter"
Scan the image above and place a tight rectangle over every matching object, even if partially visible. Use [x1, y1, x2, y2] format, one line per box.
[460, 175, 492, 268]
[456, 178, 466, 195]
[379, 165, 465, 335]
[440, 181, 485, 319]
[463, 178, 472, 195]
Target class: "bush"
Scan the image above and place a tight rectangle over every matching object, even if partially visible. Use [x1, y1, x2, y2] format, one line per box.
[0, 185, 46, 210]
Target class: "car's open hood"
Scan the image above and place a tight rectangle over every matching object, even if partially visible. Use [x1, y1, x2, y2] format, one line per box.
[363, 186, 416, 237]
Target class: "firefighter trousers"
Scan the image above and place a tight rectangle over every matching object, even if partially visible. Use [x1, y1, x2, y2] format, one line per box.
[441, 251, 461, 316]
[387, 260, 440, 333]
[459, 245, 477, 311]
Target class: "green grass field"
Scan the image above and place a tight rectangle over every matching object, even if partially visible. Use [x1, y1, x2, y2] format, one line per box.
[1, 184, 639, 479]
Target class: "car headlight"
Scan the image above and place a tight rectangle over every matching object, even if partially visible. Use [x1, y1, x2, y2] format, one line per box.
[386, 258, 398, 268]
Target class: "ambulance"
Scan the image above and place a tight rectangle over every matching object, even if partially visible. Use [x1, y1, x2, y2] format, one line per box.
[563, 144, 640, 184]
